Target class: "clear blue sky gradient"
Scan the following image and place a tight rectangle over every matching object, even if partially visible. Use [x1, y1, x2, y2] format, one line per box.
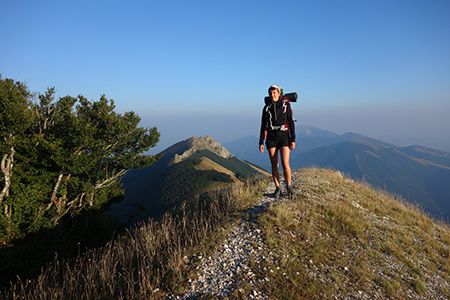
[2, 0, 449, 152]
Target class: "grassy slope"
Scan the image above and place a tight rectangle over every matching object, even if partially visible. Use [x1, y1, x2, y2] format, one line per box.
[109, 147, 268, 224]
[292, 139, 450, 220]
[171, 168, 450, 299]
[3, 168, 449, 299]
[251, 169, 450, 299]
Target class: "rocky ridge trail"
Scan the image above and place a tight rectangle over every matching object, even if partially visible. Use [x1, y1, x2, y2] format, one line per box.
[166, 169, 450, 299]
[166, 176, 292, 299]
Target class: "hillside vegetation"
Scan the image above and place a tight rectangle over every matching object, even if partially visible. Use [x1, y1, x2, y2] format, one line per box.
[292, 138, 450, 220]
[252, 169, 450, 299]
[0, 77, 160, 245]
[2, 168, 449, 299]
[107, 136, 269, 225]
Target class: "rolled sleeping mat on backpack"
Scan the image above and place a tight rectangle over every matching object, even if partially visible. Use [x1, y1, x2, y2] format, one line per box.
[264, 92, 297, 105]
[285, 92, 298, 102]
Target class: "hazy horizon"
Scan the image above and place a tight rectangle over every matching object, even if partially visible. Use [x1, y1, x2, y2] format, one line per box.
[143, 104, 450, 155]
[2, 1, 449, 154]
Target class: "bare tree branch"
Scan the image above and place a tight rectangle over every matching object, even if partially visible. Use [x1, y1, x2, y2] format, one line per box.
[95, 169, 127, 189]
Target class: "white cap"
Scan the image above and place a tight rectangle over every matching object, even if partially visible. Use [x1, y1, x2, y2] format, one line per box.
[268, 84, 281, 93]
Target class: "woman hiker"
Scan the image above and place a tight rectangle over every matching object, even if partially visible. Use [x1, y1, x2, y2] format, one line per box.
[259, 84, 296, 198]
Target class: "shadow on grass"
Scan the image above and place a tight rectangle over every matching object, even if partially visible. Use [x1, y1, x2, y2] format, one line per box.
[0, 207, 124, 290]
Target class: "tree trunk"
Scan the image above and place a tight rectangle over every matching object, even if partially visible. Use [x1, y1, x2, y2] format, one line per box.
[4, 204, 12, 239]
[51, 172, 64, 204]
[0, 147, 15, 205]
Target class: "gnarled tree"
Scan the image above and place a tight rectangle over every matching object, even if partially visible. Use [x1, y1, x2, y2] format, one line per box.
[0, 76, 160, 243]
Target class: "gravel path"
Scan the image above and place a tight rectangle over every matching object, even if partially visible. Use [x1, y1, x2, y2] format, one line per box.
[166, 169, 450, 299]
[166, 177, 291, 299]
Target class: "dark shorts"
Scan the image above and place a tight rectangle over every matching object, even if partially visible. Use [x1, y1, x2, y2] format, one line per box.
[266, 130, 290, 149]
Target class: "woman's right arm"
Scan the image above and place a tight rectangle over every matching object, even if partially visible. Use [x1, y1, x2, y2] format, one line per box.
[259, 107, 267, 146]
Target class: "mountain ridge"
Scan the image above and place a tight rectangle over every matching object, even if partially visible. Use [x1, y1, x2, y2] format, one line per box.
[224, 125, 450, 221]
[165, 169, 450, 299]
[4, 168, 450, 299]
[292, 138, 450, 220]
[171, 135, 234, 163]
[107, 135, 269, 225]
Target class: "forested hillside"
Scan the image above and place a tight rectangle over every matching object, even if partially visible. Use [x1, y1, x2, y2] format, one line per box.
[107, 136, 269, 225]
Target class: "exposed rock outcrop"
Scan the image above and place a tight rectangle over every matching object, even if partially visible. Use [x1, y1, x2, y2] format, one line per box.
[174, 135, 234, 163]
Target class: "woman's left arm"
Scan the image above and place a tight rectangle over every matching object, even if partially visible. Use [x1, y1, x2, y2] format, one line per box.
[288, 102, 296, 145]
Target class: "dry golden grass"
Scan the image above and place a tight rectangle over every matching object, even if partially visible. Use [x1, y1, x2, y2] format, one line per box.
[1, 177, 267, 300]
[252, 168, 450, 299]
[2, 168, 449, 299]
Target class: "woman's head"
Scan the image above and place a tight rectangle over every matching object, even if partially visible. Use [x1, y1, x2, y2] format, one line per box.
[268, 84, 281, 101]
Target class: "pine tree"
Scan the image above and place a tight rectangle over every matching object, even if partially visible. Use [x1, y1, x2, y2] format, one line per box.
[0, 76, 160, 244]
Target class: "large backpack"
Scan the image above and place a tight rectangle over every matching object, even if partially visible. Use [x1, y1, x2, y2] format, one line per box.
[263, 94, 296, 131]
[264, 92, 297, 105]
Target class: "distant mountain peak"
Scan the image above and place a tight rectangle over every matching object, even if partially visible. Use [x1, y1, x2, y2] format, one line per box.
[349, 138, 387, 151]
[108, 135, 267, 225]
[297, 125, 338, 137]
[174, 135, 234, 163]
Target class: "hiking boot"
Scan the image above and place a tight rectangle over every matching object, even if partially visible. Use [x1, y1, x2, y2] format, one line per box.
[273, 187, 281, 198]
[287, 185, 294, 196]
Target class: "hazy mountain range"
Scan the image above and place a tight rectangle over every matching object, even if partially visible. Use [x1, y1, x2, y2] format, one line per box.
[224, 125, 450, 221]
[108, 125, 450, 225]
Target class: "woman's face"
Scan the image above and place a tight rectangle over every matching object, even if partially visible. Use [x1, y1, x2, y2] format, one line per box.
[269, 89, 280, 101]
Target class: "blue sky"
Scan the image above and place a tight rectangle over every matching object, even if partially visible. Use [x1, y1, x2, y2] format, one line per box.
[2, 0, 450, 153]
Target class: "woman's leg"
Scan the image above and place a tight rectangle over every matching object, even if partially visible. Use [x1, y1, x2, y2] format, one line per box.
[268, 147, 280, 187]
[279, 146, 291, 186]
